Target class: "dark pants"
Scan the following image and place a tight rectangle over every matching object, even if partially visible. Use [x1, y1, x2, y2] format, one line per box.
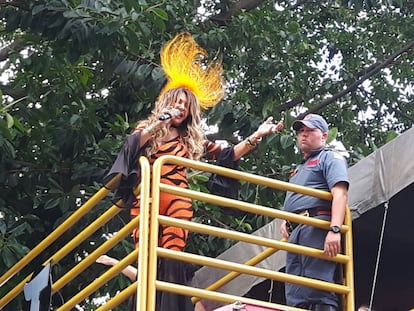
[310, 304, 338, 311]
[285, 216, 339, 309]
[156, 258, 195, 311]
[128, 258, 196, 311]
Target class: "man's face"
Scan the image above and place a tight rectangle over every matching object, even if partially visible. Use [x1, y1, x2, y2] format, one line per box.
[296, 125, 327, 154]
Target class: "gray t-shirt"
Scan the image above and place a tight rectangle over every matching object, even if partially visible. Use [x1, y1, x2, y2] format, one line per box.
[284, 147, 349, 213]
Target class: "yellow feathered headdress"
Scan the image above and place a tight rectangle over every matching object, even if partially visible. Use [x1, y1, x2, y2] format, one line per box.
[158, 32, 225, 109]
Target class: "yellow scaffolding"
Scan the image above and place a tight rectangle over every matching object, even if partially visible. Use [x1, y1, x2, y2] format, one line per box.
[0, 155, 354, 311]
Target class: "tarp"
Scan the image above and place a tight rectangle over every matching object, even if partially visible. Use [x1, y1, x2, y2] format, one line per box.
[192, 126, 414, 311]
[192, 219, 286, 311]
[348, 126, 414, 219]
[350, 126, 414, 310]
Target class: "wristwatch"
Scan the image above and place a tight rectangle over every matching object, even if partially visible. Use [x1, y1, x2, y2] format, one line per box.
[329, 225, 341, 233]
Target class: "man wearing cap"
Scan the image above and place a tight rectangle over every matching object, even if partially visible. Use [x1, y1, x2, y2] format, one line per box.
[280, 114, 349, 311]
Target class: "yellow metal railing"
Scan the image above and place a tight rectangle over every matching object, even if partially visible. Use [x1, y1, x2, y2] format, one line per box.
[0, 155, 354, 311]
[0, 178, 122, 308]
[143, 155, 354, 311]
[0, 159, 146, 310]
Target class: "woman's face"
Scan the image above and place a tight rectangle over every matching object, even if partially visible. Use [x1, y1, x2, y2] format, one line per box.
[170, 91, 190, 126]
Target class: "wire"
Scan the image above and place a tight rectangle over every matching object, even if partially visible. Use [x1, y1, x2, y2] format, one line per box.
[268, 279, 274, 302]
[368, 201, 389, 310]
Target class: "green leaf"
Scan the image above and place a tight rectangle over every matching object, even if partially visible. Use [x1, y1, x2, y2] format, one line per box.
[287, 21, 300, 33]
[70, 114, 81, 125]
[11, 117, 27, 132]
[5, 113, 14, 128]
[78, 67, 92, 86]
[193, 174, 209, 183]
[48, 178, 64, 191]
[151, 67, 165, 81]
[149, 8, 168, 21]
[280, 134, 294, 149]
[136, 64, 151, 80]
[138, 22, 151, 37]
[9, 243, 29, 258]
[126, 27, 140, 53]
[327, 127, 338, 143]
[147, 11, 166, 30]
[1, 247, 16, 268]
[8, 222, 31, 237]
[0, 219, 6, 235]
[0, 119, 12, 140]
[31, 4, 46, 16]
[44, 198, 61, 210]
[123, 0, 134, 12]
[385, 130, 398, 143]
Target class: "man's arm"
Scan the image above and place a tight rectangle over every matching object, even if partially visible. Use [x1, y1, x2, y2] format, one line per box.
[324, 181, 348, 257]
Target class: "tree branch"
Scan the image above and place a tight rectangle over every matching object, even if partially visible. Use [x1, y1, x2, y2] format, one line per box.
[0, 38, 27, 62]
[279, 39, 414, 119]
[0, 82, 28, 98]
[304, 39, 414, 116]
[0, 0, 29, 10]
[209, 0, 266, 26]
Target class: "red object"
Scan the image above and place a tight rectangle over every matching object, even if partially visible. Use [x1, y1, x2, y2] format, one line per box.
[213, 302, 286, 311]
[306, 159, 319, 165]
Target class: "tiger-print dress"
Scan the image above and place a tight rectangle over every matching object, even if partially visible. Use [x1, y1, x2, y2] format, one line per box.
[130, 136, 223, 251]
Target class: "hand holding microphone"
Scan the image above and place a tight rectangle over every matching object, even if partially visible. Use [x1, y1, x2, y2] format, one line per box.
[159, 108, 182, 121]
[141, 108, 183, 137]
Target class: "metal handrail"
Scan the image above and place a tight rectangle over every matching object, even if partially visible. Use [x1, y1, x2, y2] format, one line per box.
[143, 155, 354, 311]
[0, 155, 354, 311]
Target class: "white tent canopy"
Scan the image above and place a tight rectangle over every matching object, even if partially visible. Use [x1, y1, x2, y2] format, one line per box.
[192, 127, 414, 311]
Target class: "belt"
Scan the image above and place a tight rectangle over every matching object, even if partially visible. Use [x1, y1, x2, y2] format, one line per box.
[297, 208, 331, 217]
[310, 304, 338, 311]
[286, 208, 331, 233]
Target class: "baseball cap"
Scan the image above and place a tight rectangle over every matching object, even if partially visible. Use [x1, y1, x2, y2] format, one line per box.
[292, 114, 329, 133]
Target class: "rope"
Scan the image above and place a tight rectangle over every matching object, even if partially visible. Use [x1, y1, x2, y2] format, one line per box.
[368, 201, 389, 310]
[268, 279, 274, 302]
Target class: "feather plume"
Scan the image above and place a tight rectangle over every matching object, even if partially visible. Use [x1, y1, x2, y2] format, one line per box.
[158, 32, 225, 109]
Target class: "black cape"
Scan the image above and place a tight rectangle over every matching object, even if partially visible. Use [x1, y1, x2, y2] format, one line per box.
[207, 146, 240, 200]
[103, 133, 143, 208]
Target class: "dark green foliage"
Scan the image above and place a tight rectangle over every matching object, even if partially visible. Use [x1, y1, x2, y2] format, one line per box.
[0, 0, 413, 308]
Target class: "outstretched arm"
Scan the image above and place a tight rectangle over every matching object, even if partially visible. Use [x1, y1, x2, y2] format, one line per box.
[233, 117, 283, 160]
[96, 255, 137, 281]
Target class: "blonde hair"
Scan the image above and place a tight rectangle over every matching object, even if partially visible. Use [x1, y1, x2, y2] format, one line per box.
[134, 33, 224, 160]
[136, 87, 205, 160]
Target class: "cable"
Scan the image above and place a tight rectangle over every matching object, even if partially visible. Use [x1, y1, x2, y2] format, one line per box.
[268, 279, 274, 302]
[368, 201, 389, 310]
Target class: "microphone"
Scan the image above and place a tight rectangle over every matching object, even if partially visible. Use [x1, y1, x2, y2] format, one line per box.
[159, 108, 181, 120]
